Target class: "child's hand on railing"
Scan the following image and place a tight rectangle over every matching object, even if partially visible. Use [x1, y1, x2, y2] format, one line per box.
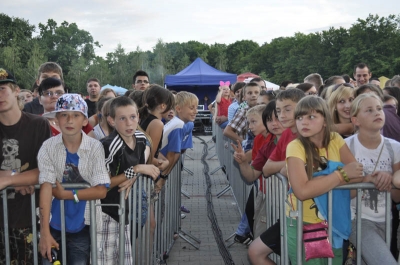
[136, 165, 160, 181]
[157, 159, 169, 172]
[370, 171, 392, 191]
[343, 162, 364, 179]
[52, 181, 66, 200]
[119, 177, 137, 198]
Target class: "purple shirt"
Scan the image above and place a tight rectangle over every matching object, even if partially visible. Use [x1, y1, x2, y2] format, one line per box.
[382, 105, 400, 142]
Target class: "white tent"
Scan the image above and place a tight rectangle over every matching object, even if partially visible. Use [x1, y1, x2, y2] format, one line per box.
[243, 78, 279, 90]
[102, 84, 128, 96]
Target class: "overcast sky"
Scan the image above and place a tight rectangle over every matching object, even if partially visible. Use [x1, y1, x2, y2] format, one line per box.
[3, 0, 400, 57]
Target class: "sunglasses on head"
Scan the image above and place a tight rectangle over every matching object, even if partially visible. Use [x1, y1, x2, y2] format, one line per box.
[266, 90, 276, 96]
[332, 83, 354, 92]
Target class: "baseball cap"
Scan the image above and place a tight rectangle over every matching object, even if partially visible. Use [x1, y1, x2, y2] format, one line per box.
[0, 68, 16, 84]
[43, 93, 88, 118]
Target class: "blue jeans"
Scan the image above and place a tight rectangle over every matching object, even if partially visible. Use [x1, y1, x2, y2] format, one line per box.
[43, 225, 90, 265]
[219, 120, 228, 129]
[236, 213, 251, 236]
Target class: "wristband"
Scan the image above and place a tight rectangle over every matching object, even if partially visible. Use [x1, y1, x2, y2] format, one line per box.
[160, 174, 168, 180]
[337, 166, 350, 182]
[11, 170, 16, 176]
[72, 190, 79, 203]
[124, 167, 137, 179]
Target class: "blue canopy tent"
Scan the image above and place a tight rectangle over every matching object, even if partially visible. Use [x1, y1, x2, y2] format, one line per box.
[164, 58, 237, 104]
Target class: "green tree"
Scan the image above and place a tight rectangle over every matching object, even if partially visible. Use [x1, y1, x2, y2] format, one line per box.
[208, 43, 228, 71]
[226, 40, 259, 73]
[38, 19, 100, 77]
[106, 44, 132, 88]
[152, 39, 173, 84]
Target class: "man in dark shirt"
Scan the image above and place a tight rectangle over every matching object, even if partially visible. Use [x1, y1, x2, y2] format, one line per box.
[23, 63, 64, 115]
[85, 78, 101, 117]
[0, 68, 51, 264]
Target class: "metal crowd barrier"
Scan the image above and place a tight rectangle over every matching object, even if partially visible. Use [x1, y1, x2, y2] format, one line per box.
[293, 183, 392, 265]
[1, 183, 96, 265]
[153, 157, 200, 264]
[1, 178, 154, 265]
[212, 123, 252, 216]
[212, 120, 396, 265]
[260, 173, 289, 265]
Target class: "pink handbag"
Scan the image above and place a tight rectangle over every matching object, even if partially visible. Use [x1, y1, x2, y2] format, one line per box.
[303, 221, 334, 261]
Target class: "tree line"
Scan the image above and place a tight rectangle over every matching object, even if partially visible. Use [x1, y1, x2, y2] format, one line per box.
[1, 13, 399, 94]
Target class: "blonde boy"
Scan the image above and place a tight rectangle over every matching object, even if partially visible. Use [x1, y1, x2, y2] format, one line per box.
[160, 91, 198, 176]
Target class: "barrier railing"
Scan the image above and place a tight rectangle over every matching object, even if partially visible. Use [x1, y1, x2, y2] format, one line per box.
[153, 157, 200, 264]
[213, 123, 252, 216]
[0, 163, 192, 265]
[260, 173, 289, 265]
[1, 183, 96, 265]
[212, 119, 395, 265]
[294, 183, 392, 265]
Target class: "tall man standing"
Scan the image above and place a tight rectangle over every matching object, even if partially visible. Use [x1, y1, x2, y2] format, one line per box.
[0, 68, 51, 264]
[85, 78, 101, 117]
[132, 70, 150, 91]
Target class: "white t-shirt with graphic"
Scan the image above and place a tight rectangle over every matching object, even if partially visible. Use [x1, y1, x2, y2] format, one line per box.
[345, 134, 400, 222]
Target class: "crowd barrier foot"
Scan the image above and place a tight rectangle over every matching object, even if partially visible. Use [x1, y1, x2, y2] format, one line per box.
[183, 166, 194, 175]
[181, 188, 191, 199]
[208, 145, 215, 151]
[224, 232, 238, 248]
[225, 232, 236, 242]
[206, 138, 214, 143]
[156, 258, 167, 265]
[217, 185, 232, 198]
[185, 154, 194, 160]
[179, 228, 201, 249]
[207, 153, 217, 160]
[210, 165, 224, 175]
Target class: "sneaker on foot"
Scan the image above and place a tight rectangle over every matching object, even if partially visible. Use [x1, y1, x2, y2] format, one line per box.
[181, 213, 186, 219]
[234, 234, 253, 245]
[180, 205, 190, 213]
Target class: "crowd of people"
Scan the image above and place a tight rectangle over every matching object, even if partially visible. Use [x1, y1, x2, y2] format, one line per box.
[214, 63, 400, 264]
[0, 63, 198, 265]
[2, 60, 400, 264]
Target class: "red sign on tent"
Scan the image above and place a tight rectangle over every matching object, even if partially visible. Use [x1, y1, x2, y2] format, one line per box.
[237, 72, 260, 82]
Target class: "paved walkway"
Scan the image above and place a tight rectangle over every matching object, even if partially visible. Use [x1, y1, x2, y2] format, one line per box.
[167, 135, 250, 265]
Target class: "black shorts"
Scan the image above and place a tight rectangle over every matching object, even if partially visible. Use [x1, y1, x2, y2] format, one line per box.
[259, 219, 281, 255]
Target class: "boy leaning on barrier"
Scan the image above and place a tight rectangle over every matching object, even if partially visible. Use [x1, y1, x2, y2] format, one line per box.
[98, 97, 159, 265]
[224, 82, 261, 244]
[38, 94, 110, 264]
[159, 92, 198, 218]
[0, 69, 51, 264]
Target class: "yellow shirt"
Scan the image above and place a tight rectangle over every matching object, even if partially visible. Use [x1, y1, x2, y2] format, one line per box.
[286, 132, 345, 223]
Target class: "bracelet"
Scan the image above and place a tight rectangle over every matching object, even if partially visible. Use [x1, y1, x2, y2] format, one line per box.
[160, 174, 168, 180]
[337, 166, 350, 182]
[333, 170, 343, 182]
[72, 190, 79, 203]
[124, 167, 137, 179]
[11, 170, 16, 176]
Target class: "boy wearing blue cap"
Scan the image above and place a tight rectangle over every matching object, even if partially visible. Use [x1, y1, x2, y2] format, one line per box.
[38, 94, 110, 264]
